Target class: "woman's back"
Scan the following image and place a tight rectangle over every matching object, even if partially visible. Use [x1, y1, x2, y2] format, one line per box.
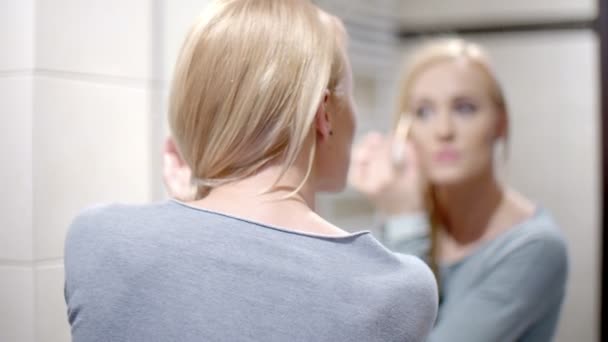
[65, 200, 438, 342]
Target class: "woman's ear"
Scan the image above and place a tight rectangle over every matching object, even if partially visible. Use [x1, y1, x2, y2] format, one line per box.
[315, 90, 332, 140]
[164, 137, 187, 167]
[163, 137, 196, 201]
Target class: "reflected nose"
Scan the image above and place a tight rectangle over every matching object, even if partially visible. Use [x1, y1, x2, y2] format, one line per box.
[434, 111, 455, 141]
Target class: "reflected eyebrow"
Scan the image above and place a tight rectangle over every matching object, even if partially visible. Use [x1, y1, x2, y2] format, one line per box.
[452, 95, 477, 102]
[411, 98, 434, 106]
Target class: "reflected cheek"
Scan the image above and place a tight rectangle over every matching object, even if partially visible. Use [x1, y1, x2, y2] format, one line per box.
[408, 133, 433, 165]
[460, 139, 495, 174]
[419, 151, 436, 175]
[477, 141, 496, 164]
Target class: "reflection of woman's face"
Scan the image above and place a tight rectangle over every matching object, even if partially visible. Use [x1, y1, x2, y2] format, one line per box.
[408, 59, 502, 186]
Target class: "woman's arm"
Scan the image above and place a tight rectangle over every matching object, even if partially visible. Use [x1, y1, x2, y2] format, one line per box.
[383, 212, 431, 258]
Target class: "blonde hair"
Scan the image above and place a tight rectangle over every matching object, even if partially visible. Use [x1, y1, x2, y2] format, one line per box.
[169, 0, 346, 199]
[396, 38, 507, 126]
[395, 38, 508, 282]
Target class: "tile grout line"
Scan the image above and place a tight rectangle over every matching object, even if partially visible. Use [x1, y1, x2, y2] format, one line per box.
[0, 69, 169, 89]
[0, 69, 33, 78]
[35, 68, 166, 89]
[0, 258, 64, 268]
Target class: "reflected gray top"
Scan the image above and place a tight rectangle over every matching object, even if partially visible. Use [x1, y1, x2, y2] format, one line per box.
[384, 208, 568, 342]
[64, 200, 438, 342]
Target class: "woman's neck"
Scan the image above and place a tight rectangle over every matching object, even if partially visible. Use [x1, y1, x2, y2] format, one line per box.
[196, 163, 316, 210]
[186, 162, 347, 237]
[434, 169, 505, 244]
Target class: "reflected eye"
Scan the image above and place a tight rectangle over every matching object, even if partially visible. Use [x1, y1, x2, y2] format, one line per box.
[454, 102, 477, 115]
[415, 105, 434, 119]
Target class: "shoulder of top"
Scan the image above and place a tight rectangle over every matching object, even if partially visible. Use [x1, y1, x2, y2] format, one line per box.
[392, 254, 438, 289]
[513, 209, 567, 248]
[71, 202, 128, 223]
[64, 203, 114, 248]
[492, 211, 568, 265]
[72, 200, 171, 221]
[393, 253, 430, 271]
[66, 202, 177, 249]
[67, 202, 153, 236]
[389, 254, 439, 316]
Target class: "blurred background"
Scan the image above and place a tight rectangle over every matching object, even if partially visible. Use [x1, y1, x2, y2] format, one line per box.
[0, 0, 605, 341]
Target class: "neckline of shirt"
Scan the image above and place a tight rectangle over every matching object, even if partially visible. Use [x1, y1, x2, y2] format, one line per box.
[168, 199, 372, 242]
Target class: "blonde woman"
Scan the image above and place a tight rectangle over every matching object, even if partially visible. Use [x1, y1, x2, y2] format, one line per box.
[349, 39, 568, 341]
[63, 1, 438, 341]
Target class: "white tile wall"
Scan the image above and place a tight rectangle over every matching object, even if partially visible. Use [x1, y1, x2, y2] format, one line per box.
[35, 264, 70, 342]
[0, 3, 36, 342]
[35, 0, 156, 80]
[0, 0, 34, 71]
[0, 77, 33, 261]
[0, 266, 35, 342]
[33, 76, 153, 260]
[0, 1, 164, 342]
[399, 0, 598, 29]
[149, 86, 169, 200]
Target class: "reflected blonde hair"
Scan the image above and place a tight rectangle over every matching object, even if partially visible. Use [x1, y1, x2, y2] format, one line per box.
[396, 38, 507, 126]
[169, 0, 346, 199]
[395, 38, 508, 283]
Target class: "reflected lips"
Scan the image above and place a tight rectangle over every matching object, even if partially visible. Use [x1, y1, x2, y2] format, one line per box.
[435, 149, 460, 162]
